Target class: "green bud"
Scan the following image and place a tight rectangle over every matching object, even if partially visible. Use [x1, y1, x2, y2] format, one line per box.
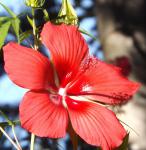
[57, 0, 78, 25]
[25, 0, 45, 8]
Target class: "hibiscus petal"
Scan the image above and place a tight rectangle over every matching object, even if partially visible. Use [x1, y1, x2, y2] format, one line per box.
[3, 42, 56, 90]
[66, 97, 126, 150]
[19, 91, 68, 138]
[41, 22, 88, 86]
[67, 57, 140, 104]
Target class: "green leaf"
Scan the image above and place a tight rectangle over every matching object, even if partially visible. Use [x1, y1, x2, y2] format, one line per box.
[0, 2, 16, 18]
[79, 28, 97, 41]
[0, 16, 10, 22]
[20, 30, 32, 42]
[27, 15, 33, 27]
[0, 16, 10, 27]
[118, 134, 129, 150]
[11, 17, 20, 43]
[0, 21, 11, 49]
[43, 9, 50, 21]
[0, 2, 21, 43]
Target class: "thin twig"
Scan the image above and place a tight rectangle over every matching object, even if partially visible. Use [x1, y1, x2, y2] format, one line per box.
[0, 126, 20, 150]
[12, 125, 22, 150]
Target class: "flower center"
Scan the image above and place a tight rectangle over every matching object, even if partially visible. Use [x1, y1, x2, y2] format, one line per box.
[49, 88, 67, 107]
[58, 88, 67, 108]
[58, 88, 66, 96]
[49, 94, 62, 105]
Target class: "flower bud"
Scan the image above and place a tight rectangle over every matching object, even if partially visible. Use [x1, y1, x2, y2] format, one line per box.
[57, 0, 78, 25]
[25, 0, 45, 8]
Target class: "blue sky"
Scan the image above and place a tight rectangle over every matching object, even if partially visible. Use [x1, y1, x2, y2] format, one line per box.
[0, 0, 28, 15]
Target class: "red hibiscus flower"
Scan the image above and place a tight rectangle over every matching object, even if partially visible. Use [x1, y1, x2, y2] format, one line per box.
[3, 22, 139, 150]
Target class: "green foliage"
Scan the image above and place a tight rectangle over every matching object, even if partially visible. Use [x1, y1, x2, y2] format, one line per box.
[0, 110, 20, 139]
[0, 120, 20, 127]
[79, 28, 97, 41]
[118, 134, 129, 150]
[0, 110, 13, 126]
[25, 0, 45, 8]
[0, 20, 11, 49]
[43, 9, 50, 21]
[0, 2, 21, 45]
[11, 18, 20, 43]
[0, 17, 10, 25]
[27, 15, 33, 27]
[20, 30, 32, 42]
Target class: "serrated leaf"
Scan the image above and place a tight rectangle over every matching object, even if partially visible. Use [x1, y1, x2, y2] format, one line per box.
[20, 30, 32, 42]
[0, 21, 11, 49]
[79, 28, 97, 41]
[0, 2, 16, 18]
[11, 17, 20, 43]
[27, 15, 33, 27]
[118, 134, 129, 150]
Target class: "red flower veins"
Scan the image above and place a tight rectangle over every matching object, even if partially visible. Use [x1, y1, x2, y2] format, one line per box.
[3, 22, 140, 150]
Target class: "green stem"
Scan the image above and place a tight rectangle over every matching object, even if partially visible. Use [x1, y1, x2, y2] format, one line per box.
[32, 8, 38, 50]
[0, 120, 20, 127]
[30, 133, 35, 150]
